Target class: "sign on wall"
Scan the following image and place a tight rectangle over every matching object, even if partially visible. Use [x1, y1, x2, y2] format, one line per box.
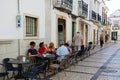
[16, 15, 21, 28]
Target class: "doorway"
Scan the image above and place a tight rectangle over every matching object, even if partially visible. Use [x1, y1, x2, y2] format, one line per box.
[72, 22, 76, 38]
[93, 29, 96, 44]
[85, 25, 88, 45]
[58, 18, 66, 46]
[111, 32, 117, 40]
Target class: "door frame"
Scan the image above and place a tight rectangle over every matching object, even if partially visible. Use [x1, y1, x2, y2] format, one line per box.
[56, 14, 67, 47]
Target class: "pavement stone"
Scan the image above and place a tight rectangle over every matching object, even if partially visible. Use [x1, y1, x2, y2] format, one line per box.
[49, 42, 120, 80]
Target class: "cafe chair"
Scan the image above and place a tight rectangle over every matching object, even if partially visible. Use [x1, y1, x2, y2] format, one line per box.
[91, 44, 96, 53]
[39, 60, 49, 78]
[2, 58, 19, 78]
[0, 63, 9, 80]
[22, 62, 45, 80]
[49, 55, 70, 80]
[67, 53, 77, 70]
[85, 45, 92, 56]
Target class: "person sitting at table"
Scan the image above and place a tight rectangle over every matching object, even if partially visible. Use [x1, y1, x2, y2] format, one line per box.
[27, 41, 39, 57]
[47, 42, 55, 53]
[38, 42, 48, 55]
[64, 43, 72, 55]
[56, 43, 69, 62]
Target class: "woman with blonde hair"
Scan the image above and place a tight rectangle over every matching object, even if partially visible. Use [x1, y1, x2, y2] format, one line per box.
[47, 42, 55, 53]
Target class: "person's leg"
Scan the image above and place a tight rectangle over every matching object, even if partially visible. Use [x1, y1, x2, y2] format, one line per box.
[78, 46, 81, 50]
[100, 40, 102, 48]
[74, 46, 78, 51]
[74, 46, 77, 51]
[101, 40, 104, 47]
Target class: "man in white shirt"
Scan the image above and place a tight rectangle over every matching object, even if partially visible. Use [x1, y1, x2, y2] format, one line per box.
[56, 44, 69, 62]
[73, 32, 83, 51]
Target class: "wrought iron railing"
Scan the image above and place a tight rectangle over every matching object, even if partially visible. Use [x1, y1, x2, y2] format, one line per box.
[53, 0, 73, 11]
[78, 0, 88, 18]
[97, 14, 101, 21]
[91, 10, 96, 20]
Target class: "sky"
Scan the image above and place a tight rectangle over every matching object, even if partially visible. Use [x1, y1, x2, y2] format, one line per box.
[105, 0, 120, 16]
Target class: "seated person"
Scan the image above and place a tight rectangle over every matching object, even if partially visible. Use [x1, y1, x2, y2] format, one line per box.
[64, 43, 72, 55]
[38, 42, 47, 55]
[56, 43, 69, 62]
[47, 42, 55, 53]
[27, 41, 39, 58]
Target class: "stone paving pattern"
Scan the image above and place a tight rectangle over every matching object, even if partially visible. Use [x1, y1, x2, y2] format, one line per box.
[50, 42, 120, 80]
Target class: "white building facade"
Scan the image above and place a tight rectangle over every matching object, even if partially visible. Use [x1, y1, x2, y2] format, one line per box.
[109, 10, 120, 40]
[0, 0, 108, 61]
[0, 0, 46, 61]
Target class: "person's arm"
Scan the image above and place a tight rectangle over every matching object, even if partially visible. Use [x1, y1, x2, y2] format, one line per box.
[38, 48, 41, 54]
[56, 48, 60, 57]
[46, 47, 51, 52]
[28, 49, 39, 57]
[69, 48, 72, 55]
[28, 52, 38, 57]
[81, 38, 83, 45]
[44, 44, 49, 52]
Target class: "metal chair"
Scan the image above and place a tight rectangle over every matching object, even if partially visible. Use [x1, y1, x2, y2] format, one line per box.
[68, 53, 77, 70]
[86, 45, 92, 56]
[22, 62, 46, 80]
[49, 55, 69, 80]
[91, 44, 96, 53]
[37, 60, 49, 78]
[2, 58, 19, 78]
[0, 63, 9, 80]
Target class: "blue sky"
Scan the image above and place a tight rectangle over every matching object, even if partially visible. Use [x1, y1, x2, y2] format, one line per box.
[105, 0, 120, 16]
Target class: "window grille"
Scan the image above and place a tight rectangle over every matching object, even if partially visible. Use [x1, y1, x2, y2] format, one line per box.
[25, 16, 38, 37]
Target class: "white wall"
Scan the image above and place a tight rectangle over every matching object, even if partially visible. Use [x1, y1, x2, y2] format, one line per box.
[110, 17, 120, 40]
[51, 9, 72, 47]
[20, 0, 45, 39]
[72, 0, 78, 15]
[0, 0, 46, 39]
[0, 0, 46, 61]
[0, 0, 18, 39]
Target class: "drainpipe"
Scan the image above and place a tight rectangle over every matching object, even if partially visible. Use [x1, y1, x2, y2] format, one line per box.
[18, 0, 20, 14]
[17, 0, 20, 56]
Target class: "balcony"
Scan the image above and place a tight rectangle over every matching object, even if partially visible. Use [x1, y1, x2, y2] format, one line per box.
[53, 0, 73, 13]
[78, 0, 88, 18]
[112, 26, 119, 30]
[89, 10, 97, 21]
[97, 14, 101, 22]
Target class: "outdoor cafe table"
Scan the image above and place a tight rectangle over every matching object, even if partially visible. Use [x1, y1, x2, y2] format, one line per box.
[35, 53, 56, 60]
[42, 53, 56, 59]
[37, 53, 56, 67]
[8, 59, 30, 79]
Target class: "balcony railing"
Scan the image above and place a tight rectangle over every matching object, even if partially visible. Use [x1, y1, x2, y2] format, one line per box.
[112, 26, 119, 30]
[92, 10, 96, 20]
[97, 14, 101, 22]
[53, 0, 73, 12]
[78, 0, 88, 18]
[90, 10, 97, 20]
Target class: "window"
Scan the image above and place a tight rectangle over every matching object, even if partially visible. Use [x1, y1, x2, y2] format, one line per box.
[25, 16, 38, 37]
[113, 27, 119, 30]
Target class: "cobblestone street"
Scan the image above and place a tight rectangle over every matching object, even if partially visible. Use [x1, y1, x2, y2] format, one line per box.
[50, 42, 120, 80]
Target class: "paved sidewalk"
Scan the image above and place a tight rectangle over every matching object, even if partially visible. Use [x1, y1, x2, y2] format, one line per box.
[0, 42, 114, 80]
[49, 42, 115, 80]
